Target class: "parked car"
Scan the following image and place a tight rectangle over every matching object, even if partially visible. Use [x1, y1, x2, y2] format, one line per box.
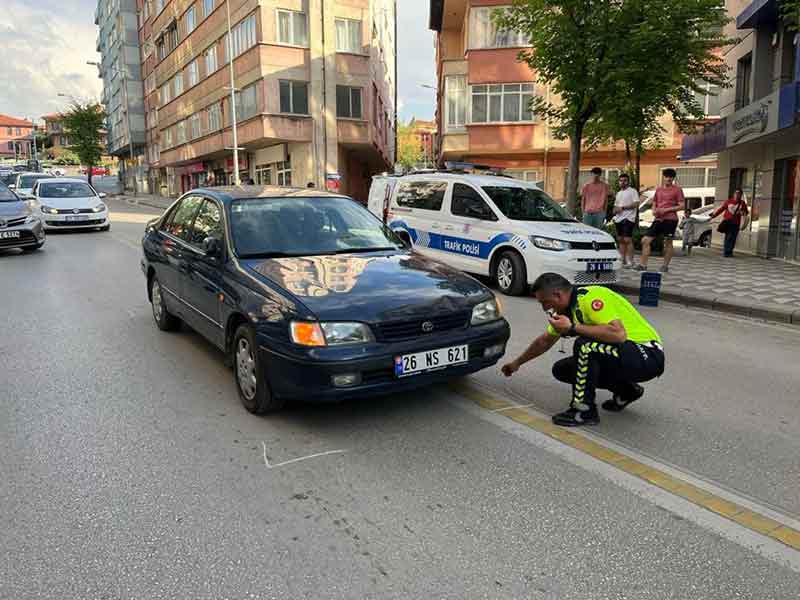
[28, 179, 110, 231]
[638, 189, 717, 247]
[141, 186, 510, 414]
[9, 172, 55, 199]
[375, 173, 620, 296]
[0, 182, 45, 252]
[80, 166, 111, 176]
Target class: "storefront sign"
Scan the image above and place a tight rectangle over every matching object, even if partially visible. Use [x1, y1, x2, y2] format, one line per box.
[175, 162, 205, 176]
[727, 89, 780, 146]
[226, 155, 249, 171]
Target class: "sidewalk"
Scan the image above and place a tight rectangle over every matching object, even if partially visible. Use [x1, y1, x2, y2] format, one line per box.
[112, 192, 174, 211]
[615, 247, 800, 325]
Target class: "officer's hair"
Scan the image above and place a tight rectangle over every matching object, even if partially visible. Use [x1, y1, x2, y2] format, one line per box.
[532, 273, 572, 294]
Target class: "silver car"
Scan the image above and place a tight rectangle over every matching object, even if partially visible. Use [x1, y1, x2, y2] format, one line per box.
[0, 183, 45, 252]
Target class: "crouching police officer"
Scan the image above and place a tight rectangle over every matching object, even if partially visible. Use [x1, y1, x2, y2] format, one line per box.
[502, 273, 665, 427]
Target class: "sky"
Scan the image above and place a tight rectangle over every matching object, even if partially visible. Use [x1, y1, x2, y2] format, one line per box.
[0, 0, 435, 124]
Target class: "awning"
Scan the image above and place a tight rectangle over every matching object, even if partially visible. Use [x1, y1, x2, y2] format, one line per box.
[736, 0, 779, 29]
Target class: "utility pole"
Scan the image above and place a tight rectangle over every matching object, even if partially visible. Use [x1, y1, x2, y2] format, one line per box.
[225, 0, 241, 186]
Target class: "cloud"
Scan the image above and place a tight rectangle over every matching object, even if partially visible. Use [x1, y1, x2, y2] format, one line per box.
[397, 2, 436, 122]
[0, 1, 102, 121]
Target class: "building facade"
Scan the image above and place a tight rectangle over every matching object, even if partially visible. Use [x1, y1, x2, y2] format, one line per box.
[0, 115, 35, 162]
[683, 0, 800, 262]
[96, 0, 148, 191]
[136, 0, 396, 201]
[41, 114, 72, 151]
[429, 0, 720, 202]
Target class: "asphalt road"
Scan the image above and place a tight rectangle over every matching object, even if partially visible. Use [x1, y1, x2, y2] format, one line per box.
[2, 201, 798, 599]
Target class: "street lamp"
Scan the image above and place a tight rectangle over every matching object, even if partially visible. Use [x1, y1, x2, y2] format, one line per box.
[87, 60, 137, 194]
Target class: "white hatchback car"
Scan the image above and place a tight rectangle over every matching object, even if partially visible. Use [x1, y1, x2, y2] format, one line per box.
[381, 173, 621, 295]
[29, 178, 110, 231]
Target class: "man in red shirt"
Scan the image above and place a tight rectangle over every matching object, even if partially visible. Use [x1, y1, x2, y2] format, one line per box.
[709, 189, 749, 257]
[581, 167, 610, 229]
[636, 168, 685, 273]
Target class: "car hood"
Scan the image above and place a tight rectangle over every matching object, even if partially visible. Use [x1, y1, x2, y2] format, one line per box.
[240, 251, 491, 322]
[38, 195, 102, 209]
[515, 220, 616, 242]
[0, 200, 29, 218]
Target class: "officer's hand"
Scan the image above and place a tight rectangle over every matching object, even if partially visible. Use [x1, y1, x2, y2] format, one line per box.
[548, 314, 573, 335]
[501, 362, 519, 377]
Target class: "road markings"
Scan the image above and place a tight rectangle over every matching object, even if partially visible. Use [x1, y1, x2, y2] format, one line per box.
[451, 380, 800, 555]
[261, 441, 347, 470]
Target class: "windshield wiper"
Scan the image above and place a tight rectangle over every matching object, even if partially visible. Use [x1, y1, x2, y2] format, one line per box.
[238, 251, 307, 259]
[326, 246, 399, 255]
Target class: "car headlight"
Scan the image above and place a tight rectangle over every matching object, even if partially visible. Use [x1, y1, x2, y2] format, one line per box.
[531, 236, 571, 251]
[290, 321, 374, 346]
[40, 205, 58, 215]
[471, 298, 502, 326]
[92, 203, 107, 213]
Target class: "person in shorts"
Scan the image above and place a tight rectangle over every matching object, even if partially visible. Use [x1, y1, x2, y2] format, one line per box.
[612, 173, 640, 268]
[636, 168, 685, 273]
[581, 167, 610, 229]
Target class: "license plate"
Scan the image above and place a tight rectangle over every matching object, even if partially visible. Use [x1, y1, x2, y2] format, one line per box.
[0, 231, 20, 239]
[395, 344, 469, 378]
[65, 215, 89, 222]
[587, 262, 614, 273]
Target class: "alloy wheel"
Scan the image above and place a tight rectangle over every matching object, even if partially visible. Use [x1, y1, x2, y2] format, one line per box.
[497, 257, 513, 290]
[236, 338, 257, 401]
[152, 280, 163, 323]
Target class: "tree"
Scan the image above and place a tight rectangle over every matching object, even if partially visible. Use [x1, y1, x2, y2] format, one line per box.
[61, 102, 106, 185]
[497, 0, 730, 212]
[397, 121, 424, 171]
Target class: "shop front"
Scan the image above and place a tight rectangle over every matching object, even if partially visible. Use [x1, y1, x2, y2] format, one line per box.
[175, 162, 207, 193]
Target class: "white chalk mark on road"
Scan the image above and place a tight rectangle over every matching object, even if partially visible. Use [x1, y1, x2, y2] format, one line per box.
[492, 403, 538, 413]
[261, 441, 347, 470]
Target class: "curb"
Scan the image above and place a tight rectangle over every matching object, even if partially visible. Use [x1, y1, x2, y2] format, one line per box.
[613, 282, 800, 327]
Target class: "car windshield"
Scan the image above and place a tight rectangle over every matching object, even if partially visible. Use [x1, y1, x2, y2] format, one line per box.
[0, 184, 19, 202]
[20, 175, 52, 188]
[482, 186, 576, 222]
[231, 197, 402, 258]
[39, 182, 96, 198]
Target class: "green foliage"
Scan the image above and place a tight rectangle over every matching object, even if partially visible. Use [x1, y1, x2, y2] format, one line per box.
[782, 0, 800, 30]
[61, 102, 106, 177]
[397, 121, 424, 170]
[52, 147, 80, 165]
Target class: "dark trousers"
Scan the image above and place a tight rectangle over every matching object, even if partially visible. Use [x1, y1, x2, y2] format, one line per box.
[723, 226, 739, 257]
[552, 338, 665, 409]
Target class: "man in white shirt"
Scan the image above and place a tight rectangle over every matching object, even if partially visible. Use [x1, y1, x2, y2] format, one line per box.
[613, 173, 640, 268]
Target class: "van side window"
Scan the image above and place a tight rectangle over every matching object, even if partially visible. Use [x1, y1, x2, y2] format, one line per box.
[451, 184, 496, 220]
[395, 181, 447, 211]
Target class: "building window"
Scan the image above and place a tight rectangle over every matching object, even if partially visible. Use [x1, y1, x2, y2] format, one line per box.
[254, 163, 272, 185]
[157, 37, 166, 60]
[279, 80, 309, 115]
[471, 83, 534, 123]
[189, 113, 201, 139]
[161, 83, 171, 106]
[203, 0, 214, 18]
[155, 0, 163, 14]
[173, 73, 184, 97]
[735, 53, 752, 109]
[176, 120, 187, 144]
[670, 166, 716, 188]
[145, 72, 156, 94]
[205, 45, 218, 74]
[693, 81, 720, 117]
[469, 6, 527, 49]
[336, 86, 362, 119]
[445, 75, 466, 131]
[7, 141, 12, 150]
[335, 18, 361, 53]
[234, 84, 258, 120]
[277, 9, 308, 46]
[508, 169, 540, 183]
[164, 127, 173, 148]
[184, 6, 196, 35]
[207, 104, 221, 131]
[16, 128, 21, 135]
[187, 60, 199, 87]
[229, 14, 257, 59]
[276, 160, 292, 186]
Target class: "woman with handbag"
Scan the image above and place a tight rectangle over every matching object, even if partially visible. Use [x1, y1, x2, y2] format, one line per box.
[709, 189, 749, 257]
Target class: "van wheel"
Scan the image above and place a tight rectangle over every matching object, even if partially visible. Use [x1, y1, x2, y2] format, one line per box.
[495, 251, 527, 296]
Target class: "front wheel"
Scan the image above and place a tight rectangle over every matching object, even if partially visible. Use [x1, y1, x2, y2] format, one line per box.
[495, 251, 528, 296]
[233, 325, 285, 415]
[150, 276, 180, 331]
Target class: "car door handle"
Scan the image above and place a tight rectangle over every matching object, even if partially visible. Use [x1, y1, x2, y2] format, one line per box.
[443, 225, 455, 231]
[430, 224, 441, 230]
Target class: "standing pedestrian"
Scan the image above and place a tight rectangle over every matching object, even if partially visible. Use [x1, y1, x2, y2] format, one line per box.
[679, 208, 696, 256]
[636, 168, 685, 273]
[501, 273, 665, 427]
[581, 167, 610, 229]
[613, 173, 640, 268]
[709, 189, 748, 257]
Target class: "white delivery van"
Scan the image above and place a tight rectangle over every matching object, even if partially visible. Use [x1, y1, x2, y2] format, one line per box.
[384, 173, 621, 295]
[367, 175, 402, 224]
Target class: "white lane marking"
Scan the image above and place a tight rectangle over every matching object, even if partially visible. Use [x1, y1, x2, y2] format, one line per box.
[491, 402, 538, 413]
[448, 394, 800, 573]
[261, 441, 347, 470]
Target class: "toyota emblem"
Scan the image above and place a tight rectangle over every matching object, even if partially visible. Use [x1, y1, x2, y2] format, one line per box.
[592, 240, 599, 252]
[421, 321, 434, 333]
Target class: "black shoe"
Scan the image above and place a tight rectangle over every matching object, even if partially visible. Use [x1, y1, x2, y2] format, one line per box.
[552, 406, 599, 427]
[602, 384, 644, 412]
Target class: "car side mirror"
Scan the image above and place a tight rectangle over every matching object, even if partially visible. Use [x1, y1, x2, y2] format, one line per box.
[99, 192, 107, 199]
[203, 236, 223, 258]
[8, 184, 15, 189]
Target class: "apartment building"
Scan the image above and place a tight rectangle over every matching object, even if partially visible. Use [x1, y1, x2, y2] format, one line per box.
[429, 0, 720, 202]
[137, 0, 396, 201]
[41, 114, 72, 151]
[0, 115, 35, 161]
[682, 0, 800, 261]
[95, 0, 147, 192]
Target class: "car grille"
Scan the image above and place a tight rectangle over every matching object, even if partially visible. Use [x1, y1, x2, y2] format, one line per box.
[45, 219, 105, 227]
[2, 216, 27, 227]
[570, 241, 618, 251]
[374, 311, 471, 342]
[0, 231, 35, 248]
[55, 208, 96, 214]
[573, 271, 618, 285]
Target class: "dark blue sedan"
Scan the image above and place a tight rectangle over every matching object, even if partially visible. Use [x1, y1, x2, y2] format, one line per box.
[141, 186, 510, 414]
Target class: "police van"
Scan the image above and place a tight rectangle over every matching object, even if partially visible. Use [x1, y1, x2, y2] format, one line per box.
[379, 172, 621, 296]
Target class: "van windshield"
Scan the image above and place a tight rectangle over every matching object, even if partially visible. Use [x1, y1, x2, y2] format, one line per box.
[482, 186, 575, 222]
